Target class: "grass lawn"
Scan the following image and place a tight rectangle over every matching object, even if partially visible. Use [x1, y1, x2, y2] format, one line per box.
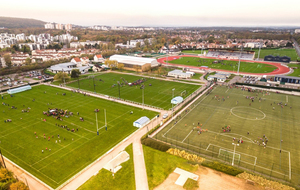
[191, 73, 203, 80]
[182, 50, 208, 55]
[287, 64, 300, 77]
[252, 48, 299, 61]
[143, 145, 197, 190]
[167, 57, 277, 73]
[78, 144, 135, 190]
[65, 72, 201, 110]
[0, 85, 157, 188]
[155, 86, 300, 184]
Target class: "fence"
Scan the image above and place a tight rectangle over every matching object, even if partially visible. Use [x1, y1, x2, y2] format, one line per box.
[150, 134, 300, 187]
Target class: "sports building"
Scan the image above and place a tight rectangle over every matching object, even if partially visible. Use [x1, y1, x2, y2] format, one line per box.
[274, 75, 300, 84]
[109, 55, 159, 72]
[264, 55, 291, 63]
[206, 49, 255, 60]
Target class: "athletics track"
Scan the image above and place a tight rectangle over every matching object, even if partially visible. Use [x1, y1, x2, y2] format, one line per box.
[157, 55, 290, 75]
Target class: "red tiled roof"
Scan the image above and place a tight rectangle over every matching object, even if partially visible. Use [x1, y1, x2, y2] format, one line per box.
[73, 57, 81, 62]
[96, 54, 103, 58]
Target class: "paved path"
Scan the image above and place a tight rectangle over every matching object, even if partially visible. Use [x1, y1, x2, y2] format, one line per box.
[61, 115, 161, 190]
[133, 139, 149, 190]
[3, 157, 50, 190]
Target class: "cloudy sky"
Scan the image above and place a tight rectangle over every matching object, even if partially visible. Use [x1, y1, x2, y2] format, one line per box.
[1, 0, 300, 27]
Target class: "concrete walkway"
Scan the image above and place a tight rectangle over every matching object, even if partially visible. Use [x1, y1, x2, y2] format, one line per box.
[133, 139, 149, 190]
[60, 116, 160, 190]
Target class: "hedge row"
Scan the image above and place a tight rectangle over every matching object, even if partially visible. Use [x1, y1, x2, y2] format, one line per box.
[141, 138, 170, 152]
[201, 161, 243, 176]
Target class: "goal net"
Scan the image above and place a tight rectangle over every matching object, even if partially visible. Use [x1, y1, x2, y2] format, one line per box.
[218, 148, 240, 162]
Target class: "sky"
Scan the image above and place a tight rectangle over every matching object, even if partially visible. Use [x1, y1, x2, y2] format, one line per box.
[1, 0, 300, 27]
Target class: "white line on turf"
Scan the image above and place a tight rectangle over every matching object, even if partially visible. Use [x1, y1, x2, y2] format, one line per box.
[286, 95, 288, 103]
[182, 130, 193, 143]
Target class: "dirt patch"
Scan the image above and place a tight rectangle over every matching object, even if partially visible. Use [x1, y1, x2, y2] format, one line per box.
[154, 166, 264, 190]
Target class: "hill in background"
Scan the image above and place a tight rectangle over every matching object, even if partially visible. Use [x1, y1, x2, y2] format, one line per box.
[0, 16, 46, 28]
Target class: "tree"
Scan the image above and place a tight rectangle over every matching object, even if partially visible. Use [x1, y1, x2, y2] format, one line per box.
[143, 65, 151, 73]
[71, 69, 81, 78]
[25, 57, 31, 65]
[161, 38, 166, 44]
[10, 181, 29, 190]
[117, 63, 124, 71]
[3, 53, 12, 68]
[133, 65, 140, 73]
[105, 60, 117, 70]
[54, 72, 70, 83]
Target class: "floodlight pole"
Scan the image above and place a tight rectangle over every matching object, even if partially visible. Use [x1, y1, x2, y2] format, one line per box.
[62, 69, 66, 86]
[95, 112, 98, 132]
[172, 88, 175, 119]
[93, 76, 96, 93]
[257, 41, 262, 61]
[142, 87, 144, 110]
[117, 81, 120, 99]
[77, 77, 80, 89]
[232, 143, 239, 166]
[237, 44, 242, 75]
[104, 109, 107, 130]
[0, 149, 6, 168]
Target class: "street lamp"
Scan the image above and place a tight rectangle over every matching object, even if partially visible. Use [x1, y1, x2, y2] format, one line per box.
[62, 69, 66, 86]
[172, 88, 175, 119]
[142, 86, 144, 110]
[232, 143, 239, 166]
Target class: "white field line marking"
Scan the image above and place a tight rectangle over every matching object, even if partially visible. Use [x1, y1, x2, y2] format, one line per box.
[163, 87, 214, 137]
[286, 95, 288, 103]
[182, 130, 193, 143]
[225, 88, 230, 93]
[289, 151, 291, 180]
[0, 147, 59, 184]
[31, 137, 83, 166]
[206, 144, 211, 151]
[166, 135, 287, 176]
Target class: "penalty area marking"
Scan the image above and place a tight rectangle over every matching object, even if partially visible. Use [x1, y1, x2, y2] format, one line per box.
[182, 130, 193, 143]
[230, 106, 266, 120]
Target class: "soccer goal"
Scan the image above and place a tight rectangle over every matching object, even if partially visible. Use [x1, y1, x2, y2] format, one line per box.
[181, 90, 186, 96]
[218, 148, 241, 163]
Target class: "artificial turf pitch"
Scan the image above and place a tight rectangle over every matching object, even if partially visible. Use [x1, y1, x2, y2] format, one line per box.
[156, 85, 300, 183]
[167, 57, 277, 73]
[66, 72, 201, 110]
[0, 85, 157, 188]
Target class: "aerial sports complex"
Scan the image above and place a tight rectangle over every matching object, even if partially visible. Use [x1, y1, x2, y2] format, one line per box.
[157, 51, 291, 75]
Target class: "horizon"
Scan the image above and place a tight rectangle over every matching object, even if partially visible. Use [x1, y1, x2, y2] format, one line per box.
[0, 0, 300, 27]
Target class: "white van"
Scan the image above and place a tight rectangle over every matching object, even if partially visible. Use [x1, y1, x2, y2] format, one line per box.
[163, 113, 168, 119]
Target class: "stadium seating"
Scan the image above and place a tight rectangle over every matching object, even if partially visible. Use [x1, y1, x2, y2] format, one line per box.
[7, 85, 32, 94]
[206, 51, 254, 60]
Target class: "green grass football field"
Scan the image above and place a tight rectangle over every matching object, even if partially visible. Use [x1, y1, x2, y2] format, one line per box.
[252, 48, 299, 61]
[155, 85, 300, 184]
[167, 57, 277, 73]
[65, 72, 201, 110]
[0, 85, 157, 188]
[287, 64, 300, 77]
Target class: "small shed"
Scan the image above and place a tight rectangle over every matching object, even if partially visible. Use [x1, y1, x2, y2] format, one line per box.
[171, 96, 183, 104]
[133, 116, 150, 128]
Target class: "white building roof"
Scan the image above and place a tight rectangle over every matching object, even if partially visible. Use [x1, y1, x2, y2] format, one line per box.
[49, 62, 89, 72]
[171, 96, 183, 104]
[110, 55, 157, 66]
[133, 116, 150, 128]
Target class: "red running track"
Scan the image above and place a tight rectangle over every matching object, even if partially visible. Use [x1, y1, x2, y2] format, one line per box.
[157, 55, 290, 75]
